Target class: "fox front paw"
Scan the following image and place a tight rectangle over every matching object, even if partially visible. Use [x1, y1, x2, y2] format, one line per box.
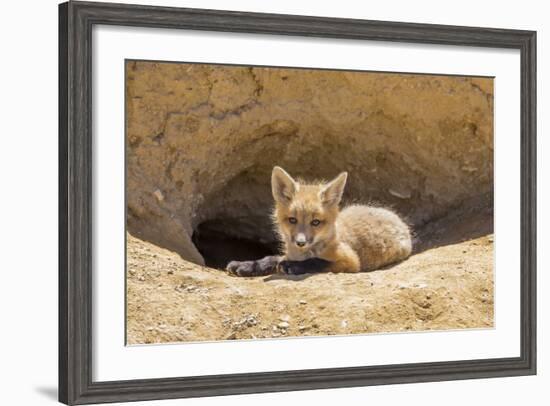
[226, 260, 256, 277]
[226, 255, 280, 277]
[278, 258, 332, 275]
[278, 260, 306, 275]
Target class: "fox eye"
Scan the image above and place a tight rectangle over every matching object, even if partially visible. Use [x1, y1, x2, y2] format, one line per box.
[311, 219, 321, 227]
[288, 217, 297, 224]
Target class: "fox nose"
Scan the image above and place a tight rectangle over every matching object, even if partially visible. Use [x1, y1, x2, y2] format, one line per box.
[295, 233, 307, 247]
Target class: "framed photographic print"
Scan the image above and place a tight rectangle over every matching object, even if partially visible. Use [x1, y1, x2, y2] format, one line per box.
[59, 1, 536, 404]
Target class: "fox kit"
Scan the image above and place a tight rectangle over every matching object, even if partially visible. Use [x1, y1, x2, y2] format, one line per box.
[226, 166, 412, 276]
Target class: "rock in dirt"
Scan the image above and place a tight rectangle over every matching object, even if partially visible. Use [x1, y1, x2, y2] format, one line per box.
[277, 321, 290, 329]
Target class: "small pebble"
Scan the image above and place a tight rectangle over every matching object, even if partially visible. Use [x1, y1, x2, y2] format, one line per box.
[153, 189, 164, 202]
[278, 321, 290, 329]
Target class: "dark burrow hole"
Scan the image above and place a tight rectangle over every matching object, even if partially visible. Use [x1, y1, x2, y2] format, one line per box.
[192, 219, 279, 270]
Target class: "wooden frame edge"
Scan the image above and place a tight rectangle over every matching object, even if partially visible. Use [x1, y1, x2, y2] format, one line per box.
[59, 1, 537, 404]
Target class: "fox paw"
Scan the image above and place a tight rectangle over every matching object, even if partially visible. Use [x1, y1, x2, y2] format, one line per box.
[278, 258, 331, 275]
[278, 260, 306, 275]
[226, 260, 256, 277]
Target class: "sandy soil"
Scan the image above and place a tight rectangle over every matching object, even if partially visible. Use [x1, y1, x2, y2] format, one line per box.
[126, 232, 494, 345]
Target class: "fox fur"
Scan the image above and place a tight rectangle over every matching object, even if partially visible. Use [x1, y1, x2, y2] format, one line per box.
[226, 166, 412, 276]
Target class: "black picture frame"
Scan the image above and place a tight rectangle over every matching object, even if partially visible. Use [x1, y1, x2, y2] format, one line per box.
[59, 1, 537, 404]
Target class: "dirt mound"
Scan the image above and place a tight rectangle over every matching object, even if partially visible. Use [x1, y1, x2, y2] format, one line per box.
[126, 232, 493, 345]
[125, 61, 493, 266]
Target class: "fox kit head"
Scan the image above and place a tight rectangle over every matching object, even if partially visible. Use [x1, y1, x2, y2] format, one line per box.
[271, 166, 347, 258]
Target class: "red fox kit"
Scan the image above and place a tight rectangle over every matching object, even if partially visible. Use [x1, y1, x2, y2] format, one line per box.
[227, 166, 412, 276]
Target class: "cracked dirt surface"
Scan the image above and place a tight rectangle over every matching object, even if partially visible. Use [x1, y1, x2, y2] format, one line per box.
[126, 232, 494, 345]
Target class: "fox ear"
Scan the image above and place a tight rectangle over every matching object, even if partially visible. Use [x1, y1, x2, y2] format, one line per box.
[321, 172, 347, 207]
[272, 166, 298, 205]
